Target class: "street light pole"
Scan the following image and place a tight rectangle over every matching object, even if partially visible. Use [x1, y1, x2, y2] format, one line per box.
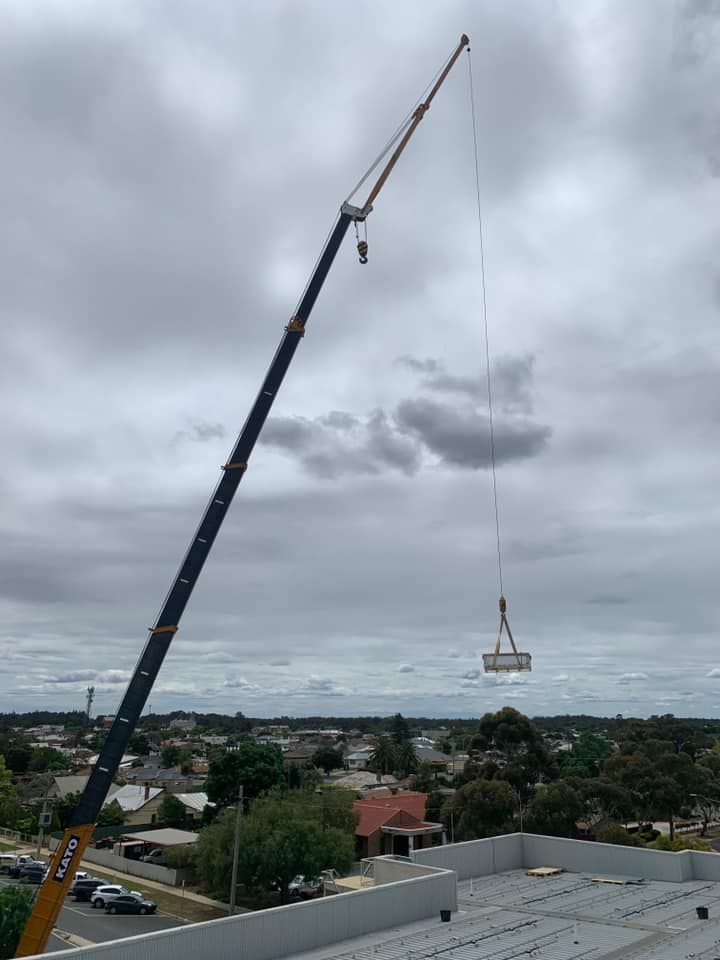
[229, 785, 243, 915]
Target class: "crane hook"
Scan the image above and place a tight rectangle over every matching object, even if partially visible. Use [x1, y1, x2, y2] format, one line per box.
[357, 239, 368, 264]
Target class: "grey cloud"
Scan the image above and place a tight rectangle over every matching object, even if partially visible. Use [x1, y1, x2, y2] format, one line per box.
[397, 664, 414, 673]
[706, 668, 720, 678]
[262, 409, 421, 478]
[395, 356, 441, 374]
[262, 356, 549, 478]
[43, 669, 130, 685]
[462, 670, 482, 680]
[270, 659, 290, 667]
[397, 353, 537, 415]
[44, 670, 98, 684]
[223, 677, 257, 689]
[395, 397, 551, 468]
[174, 421, 226, 444]
[586, 594, 631, 606]
[2, 4, 718, 719]
[616, 672, 650, 684]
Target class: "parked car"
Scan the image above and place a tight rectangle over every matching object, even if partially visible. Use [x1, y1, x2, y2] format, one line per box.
[19, 864, 48, 884]
[94, 837, 114, 849]
[292, 878, 323, 900]
[90, 885, 141, 908]
[287, 874, 305, 893]
[140, 848, 165, 865]
[105, 893, 157, 916]
[71, 878, 105, 901]
[0, 854, 18, 873]
[9, 859, 44, 879]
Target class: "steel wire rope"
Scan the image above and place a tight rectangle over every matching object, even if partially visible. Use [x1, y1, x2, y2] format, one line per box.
[466, 46, 504, 599]
[295, 49, 459, 314]
[344, 50, 455, 205]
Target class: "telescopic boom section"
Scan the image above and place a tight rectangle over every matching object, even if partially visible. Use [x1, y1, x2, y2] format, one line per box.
[16, 34, 468, 958]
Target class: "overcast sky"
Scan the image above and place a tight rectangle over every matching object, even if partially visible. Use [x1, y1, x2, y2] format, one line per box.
[2, 1, 719, 722]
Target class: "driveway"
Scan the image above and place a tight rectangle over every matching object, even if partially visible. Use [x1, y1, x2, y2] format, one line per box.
[0, 875, 187, 951]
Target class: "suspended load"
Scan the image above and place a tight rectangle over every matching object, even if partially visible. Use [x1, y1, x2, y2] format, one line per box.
[482, 595, 532, 672]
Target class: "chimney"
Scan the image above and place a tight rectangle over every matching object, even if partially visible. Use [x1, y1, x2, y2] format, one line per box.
[144, 785, 150, 801]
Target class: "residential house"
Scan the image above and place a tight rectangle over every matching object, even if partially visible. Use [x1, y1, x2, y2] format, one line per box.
[353, 792, 443, 859]
[174, 792, 212, 821]
[124, 764, 203, 794]
[106, 784, 165, 826]
[345, 747, 374, 770]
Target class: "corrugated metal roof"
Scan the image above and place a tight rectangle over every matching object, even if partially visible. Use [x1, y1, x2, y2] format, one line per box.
[121, 827, 198, 846]
[105, 784, 163, 811]
[289, 868, 720, 960]
[174, 791, 210, 813]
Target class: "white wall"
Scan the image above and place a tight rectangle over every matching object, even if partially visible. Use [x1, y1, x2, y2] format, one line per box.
[414, 833, 720, 885]
[31, 866, 457, 960]
[412, 834, 524, 879]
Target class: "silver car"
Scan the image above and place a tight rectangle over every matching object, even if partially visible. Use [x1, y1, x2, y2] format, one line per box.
[90, 884, 141, 908]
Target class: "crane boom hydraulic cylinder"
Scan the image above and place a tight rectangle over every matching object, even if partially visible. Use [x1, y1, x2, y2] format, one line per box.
[15, 33, 469, 957]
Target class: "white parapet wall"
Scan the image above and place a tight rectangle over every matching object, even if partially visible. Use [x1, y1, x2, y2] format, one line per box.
[412, 833, 524, 879]
[34, 863, 457, 960]
[413, 832, 720, 885]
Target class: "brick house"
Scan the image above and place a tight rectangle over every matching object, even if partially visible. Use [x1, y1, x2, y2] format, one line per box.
[353, 792, 444, 859]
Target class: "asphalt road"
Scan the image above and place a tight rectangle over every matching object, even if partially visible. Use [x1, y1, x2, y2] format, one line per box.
[0, 875, 187, 952]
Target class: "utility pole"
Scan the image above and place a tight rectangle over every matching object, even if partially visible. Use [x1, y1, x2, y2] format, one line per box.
[229, 785, 243, 915]
[36, 779, 53, 860]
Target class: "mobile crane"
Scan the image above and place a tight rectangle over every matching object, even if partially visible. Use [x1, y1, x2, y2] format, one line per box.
[15, 33, 469, 957]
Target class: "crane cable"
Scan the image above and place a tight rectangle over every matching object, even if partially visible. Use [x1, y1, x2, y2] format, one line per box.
[466, 45, 510, 640]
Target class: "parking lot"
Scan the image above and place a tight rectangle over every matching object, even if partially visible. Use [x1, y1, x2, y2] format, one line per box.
[0, 874, 188, 952]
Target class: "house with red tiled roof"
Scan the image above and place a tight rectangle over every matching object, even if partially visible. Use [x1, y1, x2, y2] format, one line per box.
[353, 791, 444, 859]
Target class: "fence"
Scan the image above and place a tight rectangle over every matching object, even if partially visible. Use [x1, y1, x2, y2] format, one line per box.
[48, 836, 190, 886]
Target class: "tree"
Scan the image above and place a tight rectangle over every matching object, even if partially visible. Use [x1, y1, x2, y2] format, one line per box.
[411, 762, 437, 794]
[442, 779, 515, 841]
[27, 747, 69, 773]
[558, 732, 614, 779]
[311, 747, 345, 775]
[0, 885, 33, 960]
[161, 745, 181, 768]
[55, 791, 82, 830]
[0, 735, 32, 774]
[595, 824, 642, 847]
[96, 799, 126, 827]
[472, 708, 558, 798]
[603, 740, 695, 839]
[389, 713, 411, 745]
[369, 737, 397, 777]
[394, 741, 419, 777]
[526, 781, 583, 837]
[178, 749, 194, 775]
[572, 778, 635, 831]
[158, 794, 187, 828]
[196, 790, 356, 902]
[691, 763, 720, 834]
[128, 733, 150, 756]
[0, 756, 11, 800]
[205, 740, 285, 809]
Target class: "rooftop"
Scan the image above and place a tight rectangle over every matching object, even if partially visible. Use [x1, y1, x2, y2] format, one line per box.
[31, 834, 720, 960]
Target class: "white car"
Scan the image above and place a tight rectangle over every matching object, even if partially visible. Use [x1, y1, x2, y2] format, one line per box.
[90, 885, 141, 909]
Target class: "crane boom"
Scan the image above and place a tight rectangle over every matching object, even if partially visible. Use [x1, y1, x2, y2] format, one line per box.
[16, 33, 469, 957]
